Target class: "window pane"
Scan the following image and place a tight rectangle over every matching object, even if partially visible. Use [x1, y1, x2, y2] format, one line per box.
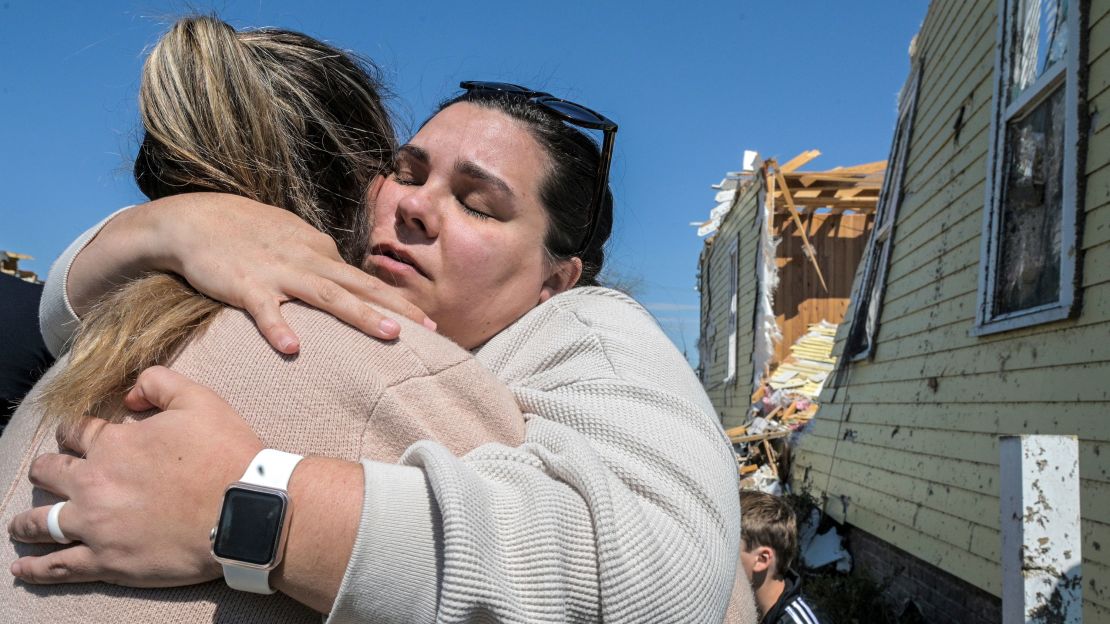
[1009, 0, 1069, 103]
[994, 84, 1064, 315]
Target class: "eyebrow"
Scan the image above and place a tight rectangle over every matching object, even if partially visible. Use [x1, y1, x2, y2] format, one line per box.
[398, 143, 515, 198]
[397, 144, 429, 164]
[455, 160, 514, 198]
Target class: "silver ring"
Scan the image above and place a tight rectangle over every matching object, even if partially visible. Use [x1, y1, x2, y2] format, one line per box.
[47, 501, 73, 545]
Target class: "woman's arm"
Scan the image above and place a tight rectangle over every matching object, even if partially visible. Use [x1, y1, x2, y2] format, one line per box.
[39, 193, 434, 356]
[11, 289, 745, 622]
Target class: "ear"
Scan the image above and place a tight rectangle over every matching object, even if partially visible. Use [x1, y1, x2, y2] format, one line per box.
[539, 257, 583, 304]
[750, 545, 775, 575]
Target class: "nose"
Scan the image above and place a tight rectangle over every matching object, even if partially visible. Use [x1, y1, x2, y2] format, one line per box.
[395, 185, 441, 240]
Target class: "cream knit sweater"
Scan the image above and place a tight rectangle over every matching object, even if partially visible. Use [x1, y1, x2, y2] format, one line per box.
[25, 217, 756, 623]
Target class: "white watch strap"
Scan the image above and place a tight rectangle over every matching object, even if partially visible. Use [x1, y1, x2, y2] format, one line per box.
[239, 449, 304, 489]
[225, 563, 278, 594]
[222, 449, 304, 594]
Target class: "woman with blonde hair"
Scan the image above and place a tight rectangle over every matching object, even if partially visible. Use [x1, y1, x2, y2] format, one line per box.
[9, 17, 752, 624]
[1, 15, 524, 622]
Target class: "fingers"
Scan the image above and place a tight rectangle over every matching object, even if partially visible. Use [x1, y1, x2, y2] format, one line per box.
[329, 264, 434, 327]
[10, 545, 102, 585]
[241, 292, 301, 354]
[290, 274, 406, 340]
[8, 501, 77, 545]
[292, 265, 437, 333]
[56, 417, 108, 456]
[122, 366, 206, 414]
[26, 454, 82, 500]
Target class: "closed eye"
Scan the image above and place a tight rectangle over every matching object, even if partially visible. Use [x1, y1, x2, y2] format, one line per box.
[459, 199, 492, 220]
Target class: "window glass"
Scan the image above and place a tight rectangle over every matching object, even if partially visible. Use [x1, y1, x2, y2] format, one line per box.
[1009, 0, 1069, 103]
[995, 84, 1064, 314]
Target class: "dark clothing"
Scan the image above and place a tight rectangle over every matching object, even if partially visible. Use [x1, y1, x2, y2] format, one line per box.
[0, 274, 54, 431]
[762, 571, 821, 624]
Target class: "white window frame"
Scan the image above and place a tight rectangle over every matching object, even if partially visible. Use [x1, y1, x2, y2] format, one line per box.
[974, 0, 1085, 336]
[723, 234, 739, 383]
[846, 61, 923, 360]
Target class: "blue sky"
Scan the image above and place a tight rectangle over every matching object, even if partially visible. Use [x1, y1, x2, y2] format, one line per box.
[0, 1, 928, 363]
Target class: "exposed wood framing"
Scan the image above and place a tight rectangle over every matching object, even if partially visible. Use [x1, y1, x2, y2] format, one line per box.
[780, 149, 822, 173]
[772, 160, 829, 292]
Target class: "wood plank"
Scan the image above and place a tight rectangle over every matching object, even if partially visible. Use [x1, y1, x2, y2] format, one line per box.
[838, 361, 1110, 405]
[773, 164, 828, 291]
[862, 281, 1110, 362]
[899, 29, 993, 209]
[885, 148, 988, 284]
[854, 320, 1110, 387]
[828, 456, 999, 527]
[730, 430, 790, 444]
[905, 1, 995, 172]
[828, 161, 887, 174]
[819, 400, 1110, 439]
[779, 149, 822, 173]
[818, 493, 1003, 596]
[882, 261, 978, 329]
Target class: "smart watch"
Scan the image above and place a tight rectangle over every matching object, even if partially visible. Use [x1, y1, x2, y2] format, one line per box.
[210, 449, 304, 594]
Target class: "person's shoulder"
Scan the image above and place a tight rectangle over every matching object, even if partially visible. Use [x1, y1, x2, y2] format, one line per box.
[479, 286, 704, 398]
[533, 286, 662, 344]
[780, 594, 822, 624]
[545, 286, 648, 317]
[196, 301, 474, 384]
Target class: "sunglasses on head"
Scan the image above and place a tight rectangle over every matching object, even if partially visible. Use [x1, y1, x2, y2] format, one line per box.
[460, 81, 617, 257]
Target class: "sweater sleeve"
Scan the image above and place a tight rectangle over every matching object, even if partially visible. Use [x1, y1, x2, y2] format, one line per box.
[39, 207, 133, 357]
[327, 288, 743, 623]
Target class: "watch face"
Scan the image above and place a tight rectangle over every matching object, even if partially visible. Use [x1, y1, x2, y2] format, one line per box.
[212, 487, 287, 566]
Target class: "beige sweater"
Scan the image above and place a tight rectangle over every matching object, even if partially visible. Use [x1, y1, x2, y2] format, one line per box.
[0, 303, 524, 623]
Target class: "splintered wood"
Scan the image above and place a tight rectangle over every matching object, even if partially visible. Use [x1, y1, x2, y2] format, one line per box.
[734, 321, 839, 488]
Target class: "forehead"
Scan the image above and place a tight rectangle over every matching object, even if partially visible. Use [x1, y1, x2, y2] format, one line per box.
[413, 103, 550, 193]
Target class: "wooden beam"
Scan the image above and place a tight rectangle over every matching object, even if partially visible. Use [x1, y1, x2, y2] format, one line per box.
[730, 430, 791, 444]
[773, 165, 829, 292]
[780, 149, 822, 173]
[795, 173, 882, 186]
[828, 160, 887, 174]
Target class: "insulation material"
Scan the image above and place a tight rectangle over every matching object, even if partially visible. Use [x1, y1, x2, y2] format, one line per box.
[765, 321, 839, 400]
[750, 175, 781, 391]
[798, 508, 852, 572]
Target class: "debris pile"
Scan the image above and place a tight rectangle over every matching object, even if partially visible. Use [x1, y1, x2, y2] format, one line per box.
[1, 251, 40, 284]
[729, 321, 839, 493]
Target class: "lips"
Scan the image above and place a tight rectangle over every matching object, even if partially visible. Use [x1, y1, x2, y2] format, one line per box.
[369, 243, 428, 279]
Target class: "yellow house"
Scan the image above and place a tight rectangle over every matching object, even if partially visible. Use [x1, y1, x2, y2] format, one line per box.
[697, 157, 881, 429]
[792, 0, 1110, 620]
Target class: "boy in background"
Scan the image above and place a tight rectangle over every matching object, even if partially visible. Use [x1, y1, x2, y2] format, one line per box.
[739, 490, 821, 624]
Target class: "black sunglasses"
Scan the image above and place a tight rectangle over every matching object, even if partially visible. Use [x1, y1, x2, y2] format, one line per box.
[460, 81, 617, 256]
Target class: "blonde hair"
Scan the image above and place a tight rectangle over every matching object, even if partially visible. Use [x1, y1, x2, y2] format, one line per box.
[40, 16, 394, 437]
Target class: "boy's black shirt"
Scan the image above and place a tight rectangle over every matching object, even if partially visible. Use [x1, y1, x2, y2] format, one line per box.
[761, 570, 821, 624]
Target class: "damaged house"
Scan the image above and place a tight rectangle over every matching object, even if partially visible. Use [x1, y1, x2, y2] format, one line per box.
[785, 0, 1110, 620]
[695, 153, 884, 434]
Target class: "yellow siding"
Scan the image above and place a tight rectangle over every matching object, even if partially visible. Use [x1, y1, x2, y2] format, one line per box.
[793, 0, 1110, 615]
[699, 179, 763, 428]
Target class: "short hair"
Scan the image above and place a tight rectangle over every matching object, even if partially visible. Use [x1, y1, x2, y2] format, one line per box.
[740, 490, 798, 579]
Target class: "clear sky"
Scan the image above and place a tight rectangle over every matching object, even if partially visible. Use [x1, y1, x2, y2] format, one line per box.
[0, 1, 928, 363]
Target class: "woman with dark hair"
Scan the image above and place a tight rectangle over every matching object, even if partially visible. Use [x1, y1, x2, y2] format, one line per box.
[8, 26, 752, 624]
